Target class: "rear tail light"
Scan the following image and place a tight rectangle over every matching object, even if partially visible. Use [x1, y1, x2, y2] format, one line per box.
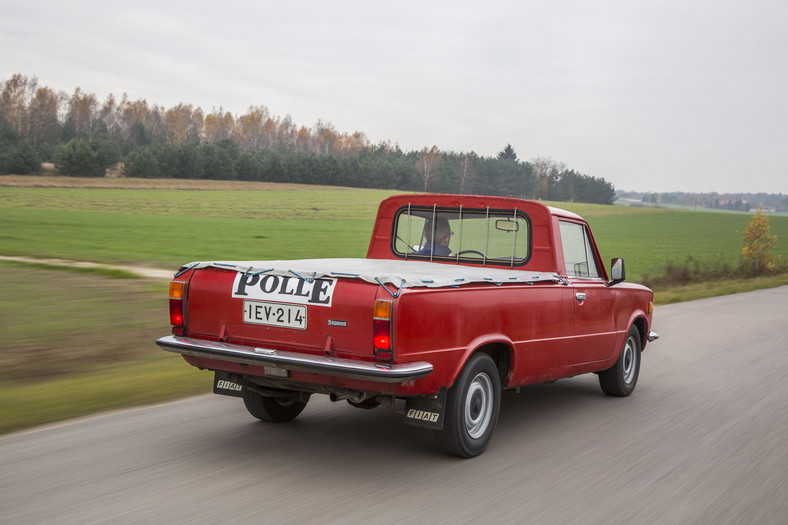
[373, 299, 393, 361]
[169, 281, 186, 334]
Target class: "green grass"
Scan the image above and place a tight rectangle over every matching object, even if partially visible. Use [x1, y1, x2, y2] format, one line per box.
[0, 208, 377, 266]
[653, 273, 788, 304]
[588, 211, 788, 282]
[544, 201, 788, 282]
[2, 179, 788, 435]
[0, 353, 210, 435]
[0, 264, 211, 434]
[0, 186, 395, 220]
[0, 266, 168, 377]
[544, 200, 677, 218]
[0, 185, 395, 266]
[5, 188, 787, 281]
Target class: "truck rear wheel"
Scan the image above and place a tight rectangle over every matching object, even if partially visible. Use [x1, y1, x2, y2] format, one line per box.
[599, 325, 641, 397]
[437, 353, 501, 458]
[242, 388, 309, 422]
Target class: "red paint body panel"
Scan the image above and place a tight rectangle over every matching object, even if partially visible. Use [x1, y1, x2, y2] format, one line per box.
[163, 194, 655, 400]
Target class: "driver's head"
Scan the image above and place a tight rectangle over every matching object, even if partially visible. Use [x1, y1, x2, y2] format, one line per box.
[424, 216, 451, 245]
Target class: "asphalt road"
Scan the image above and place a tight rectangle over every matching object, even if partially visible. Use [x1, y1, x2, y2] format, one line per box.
[2, 287, 787, 524]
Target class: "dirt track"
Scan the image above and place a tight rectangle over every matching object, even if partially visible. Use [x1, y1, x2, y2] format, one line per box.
[0, 174, 342, 191]
[0, 255, 173, 280]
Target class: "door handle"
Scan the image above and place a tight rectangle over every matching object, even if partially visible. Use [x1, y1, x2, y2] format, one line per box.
[575, 292, 586, 301]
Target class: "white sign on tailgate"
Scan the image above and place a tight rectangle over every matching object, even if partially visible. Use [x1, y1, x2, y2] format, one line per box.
[232, 273, 336, 307]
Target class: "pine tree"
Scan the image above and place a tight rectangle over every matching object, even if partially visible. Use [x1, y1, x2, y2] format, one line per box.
[497, 144, 517, 161]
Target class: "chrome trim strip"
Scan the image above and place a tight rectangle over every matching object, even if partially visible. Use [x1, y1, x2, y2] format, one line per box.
[648, 331, 660, 342]
[156, 335, 433, 383]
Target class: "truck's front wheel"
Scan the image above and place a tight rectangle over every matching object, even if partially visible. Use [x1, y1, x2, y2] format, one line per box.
[598, 325, 641, 397]
[242, 388, 310, 422]
[437, 353, 501, 458]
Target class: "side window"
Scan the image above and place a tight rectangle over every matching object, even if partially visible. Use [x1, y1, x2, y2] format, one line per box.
[559, 221, 601, 278]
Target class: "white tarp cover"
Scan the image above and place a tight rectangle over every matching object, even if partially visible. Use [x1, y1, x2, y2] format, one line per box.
[183, 258, 559, 289]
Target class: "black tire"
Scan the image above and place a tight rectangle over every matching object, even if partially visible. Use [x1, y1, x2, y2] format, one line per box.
[599, 325, 641, 397]
[437, 353, 501, 458]
[242, 388, 309, 422]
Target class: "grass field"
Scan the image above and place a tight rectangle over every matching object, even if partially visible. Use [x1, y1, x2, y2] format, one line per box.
[0, 181, 394, 266]
[588, 211, 788, 281]
[0, 207, 375, 265]
[2, 175, 787, 434]
[2, 180, 787, 280]
[0, 263, 210, 434]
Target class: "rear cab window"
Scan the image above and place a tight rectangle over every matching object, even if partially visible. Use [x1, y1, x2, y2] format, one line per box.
[391, 205, 532, 267]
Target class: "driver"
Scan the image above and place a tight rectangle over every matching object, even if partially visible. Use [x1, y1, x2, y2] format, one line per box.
[413, 216, 452, 256]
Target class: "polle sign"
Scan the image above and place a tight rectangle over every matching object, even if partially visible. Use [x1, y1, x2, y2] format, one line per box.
[232, 273, 336, 306]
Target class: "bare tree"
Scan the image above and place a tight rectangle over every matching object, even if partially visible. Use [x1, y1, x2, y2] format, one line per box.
[530, 156, 566, 199]
[66, 87, 100, 140]
[1, 74, 37, 137]
[164, 103, 203, 143]
[457, 153, 476, 193]
[203, 108, 234, 143]
[313, 119, 337, 155]
[234, 105, 269, 152]
[416, 146, 442, 192]
[28, 86, 60, 148]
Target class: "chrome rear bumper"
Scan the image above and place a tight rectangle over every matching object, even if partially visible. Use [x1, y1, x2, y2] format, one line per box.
[156, 335, 433, 383]
[648, 331, 660, 342]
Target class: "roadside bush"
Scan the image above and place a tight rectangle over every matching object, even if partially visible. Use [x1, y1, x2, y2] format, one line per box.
[5, 139, 41, 174]
[642, 255, 737, 289]
[123, 146, 160, 178]
[740, 208, 785, 276]
[91, 137, 121, 169]
[643, 210, 787, 289]
[54, 139, 103, 177]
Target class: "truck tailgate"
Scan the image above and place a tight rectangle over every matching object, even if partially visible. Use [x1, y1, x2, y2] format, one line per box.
[184, 267, 379, 357]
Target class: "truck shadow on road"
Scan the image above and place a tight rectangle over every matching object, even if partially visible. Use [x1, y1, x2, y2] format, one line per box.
[178, 374, 609, 470]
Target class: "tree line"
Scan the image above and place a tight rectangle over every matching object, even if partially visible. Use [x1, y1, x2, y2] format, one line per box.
[0, 74, 615, 204]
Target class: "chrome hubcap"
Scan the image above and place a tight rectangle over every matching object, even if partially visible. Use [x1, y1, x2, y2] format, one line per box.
[464, 372, 494, 439]
[622, 336, 637, 384]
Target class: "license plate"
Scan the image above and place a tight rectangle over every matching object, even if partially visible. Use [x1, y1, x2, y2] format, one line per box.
[243, 300, 307, 329]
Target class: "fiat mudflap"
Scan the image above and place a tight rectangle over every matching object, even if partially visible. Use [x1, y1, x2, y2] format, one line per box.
[209, 367, 446, 430]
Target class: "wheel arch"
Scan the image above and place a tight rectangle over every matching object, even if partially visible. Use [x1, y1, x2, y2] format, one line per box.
[449, 337, 513, 390]
[475, 342, 512, 388]
[632, 316, 648, 350]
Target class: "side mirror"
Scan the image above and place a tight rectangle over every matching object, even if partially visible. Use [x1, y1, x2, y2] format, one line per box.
[607, 258, 626, 286]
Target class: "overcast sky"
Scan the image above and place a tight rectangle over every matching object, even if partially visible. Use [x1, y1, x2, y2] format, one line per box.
[2, 0, 786, 194]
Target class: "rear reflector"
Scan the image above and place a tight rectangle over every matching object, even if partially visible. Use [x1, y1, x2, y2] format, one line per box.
[169, 281, 185, 299]
[373, 299, 392, 319]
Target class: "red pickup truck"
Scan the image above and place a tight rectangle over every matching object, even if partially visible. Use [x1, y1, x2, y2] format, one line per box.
[158, 194, 657, 457]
